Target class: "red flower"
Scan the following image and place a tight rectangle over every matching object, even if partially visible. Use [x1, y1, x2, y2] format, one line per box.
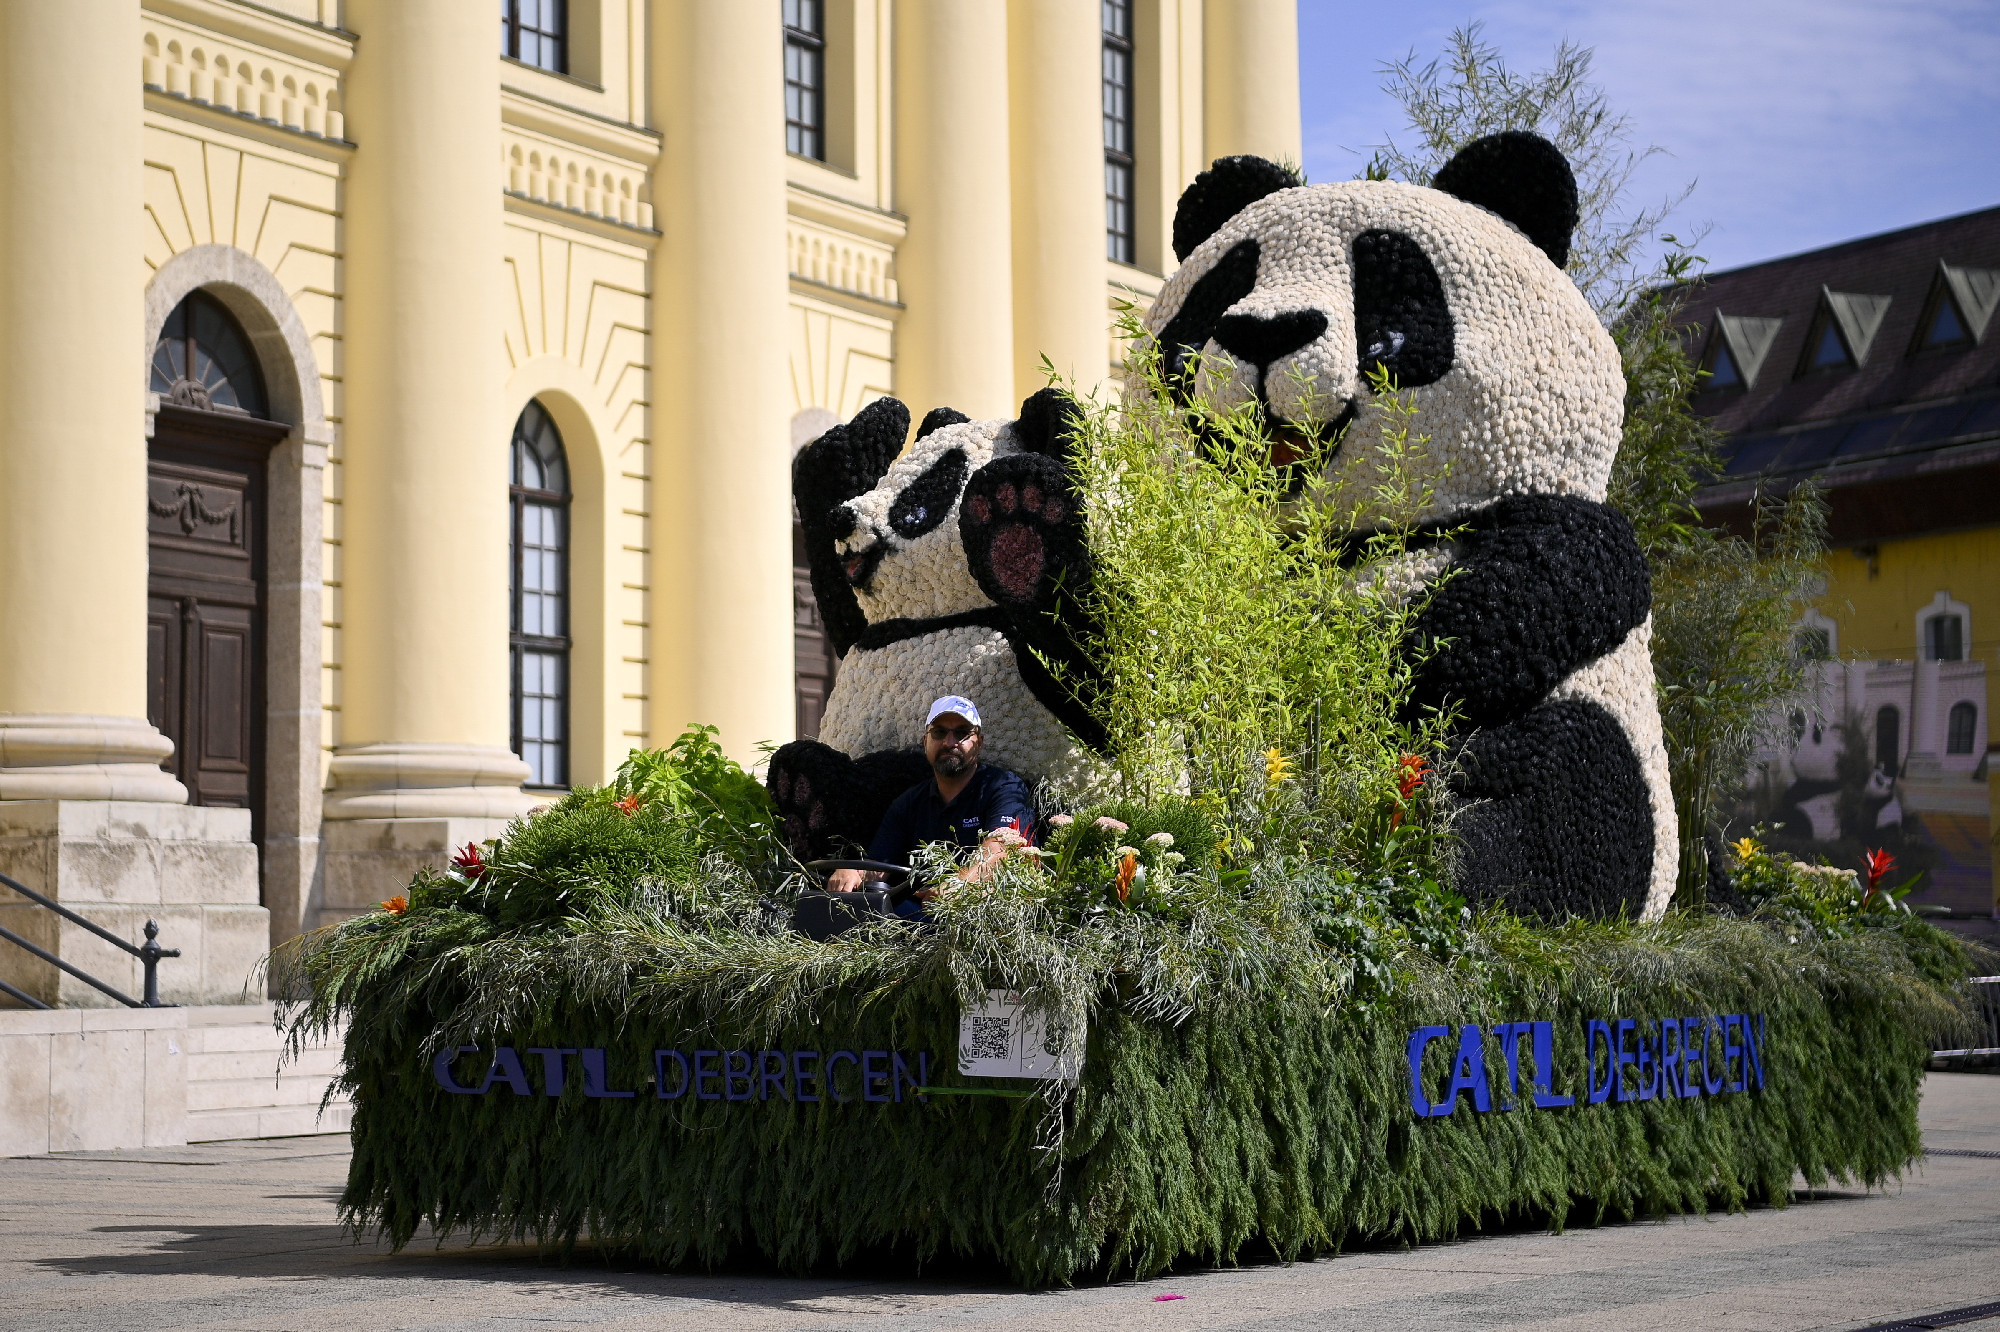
[451, 842, 486, 880]
[615, 793, 642, 816]
[1114, 852, 1139, 904]
[380, 895, 408, 916]
[1863, 847, 1895, 903]
[1390, 754, 1431, 830]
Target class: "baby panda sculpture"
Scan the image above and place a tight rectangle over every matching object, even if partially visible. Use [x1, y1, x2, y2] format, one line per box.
[958, 130, 1678, 920]
[769, 393, 1105, 862]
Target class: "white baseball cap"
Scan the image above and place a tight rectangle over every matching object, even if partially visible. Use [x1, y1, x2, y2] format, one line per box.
[926, 696, 982, 729]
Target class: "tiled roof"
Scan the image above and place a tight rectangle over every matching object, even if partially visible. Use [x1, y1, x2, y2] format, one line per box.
[1676, 205, 2000, 543]
[1676, 205, 2000, 443]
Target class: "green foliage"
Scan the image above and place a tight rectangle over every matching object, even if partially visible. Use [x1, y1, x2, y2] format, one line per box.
[610, 724, 781, 871]
[1065, 327, 1451, 879]
[1366, 22, 1693, 315]
[1648, 490, 1828, 903]
[423, 797, 702, 931]
[280, 861, 1967, 1286]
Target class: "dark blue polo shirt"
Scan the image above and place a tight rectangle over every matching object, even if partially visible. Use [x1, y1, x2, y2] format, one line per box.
[866, 764, 1037, 867]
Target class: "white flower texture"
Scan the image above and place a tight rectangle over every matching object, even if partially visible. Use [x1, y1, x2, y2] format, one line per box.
[1140, 168, 1678, 921]
[1146, 831, 1175, 847]
[1141, 180, 1624, 527]
[1094, 817, 1129, 834]
[814, 413, 1105, 793]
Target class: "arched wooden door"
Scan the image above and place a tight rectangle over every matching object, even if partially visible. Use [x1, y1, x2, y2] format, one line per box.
[146, 292, 287, 845]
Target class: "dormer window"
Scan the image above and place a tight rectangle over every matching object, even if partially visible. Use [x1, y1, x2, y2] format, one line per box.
[1704, 339, 1741, 389]
[1922, 297, 1969, 349]
[1808, 320, 1852, 371]
[1698, 313, 1781, 393]
[1914, 262, 1998, 353]
[1797, 287, 1890, 378]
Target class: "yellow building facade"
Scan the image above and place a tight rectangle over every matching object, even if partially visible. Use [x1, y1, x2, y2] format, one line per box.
[0, 0, 1301, 1002]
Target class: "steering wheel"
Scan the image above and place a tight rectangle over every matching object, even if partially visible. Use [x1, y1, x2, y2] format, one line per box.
[805, 858, 910, 886]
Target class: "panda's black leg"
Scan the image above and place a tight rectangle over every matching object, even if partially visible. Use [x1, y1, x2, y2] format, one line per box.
[766, 740, 930, 864]
[1448, 698, 1654, 920]
[959, 454, 1109, 750]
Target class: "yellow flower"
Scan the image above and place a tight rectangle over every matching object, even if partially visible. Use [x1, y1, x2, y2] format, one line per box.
[1731, 837, 1759, 862]
[1264, 748, 1294, 785]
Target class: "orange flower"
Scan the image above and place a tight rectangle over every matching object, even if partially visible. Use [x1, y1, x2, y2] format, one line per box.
[381, 895, 408, 915]
[615, 793, 642, 816]
[1389, 754, 1431, 831]
[1113, 852, 1139, 904]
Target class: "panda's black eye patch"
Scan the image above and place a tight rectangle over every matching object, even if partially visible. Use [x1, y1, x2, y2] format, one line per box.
[1156, 238, 1261, 398]
[889, 448, 968, 539]
[1352, 229, 1453, 390]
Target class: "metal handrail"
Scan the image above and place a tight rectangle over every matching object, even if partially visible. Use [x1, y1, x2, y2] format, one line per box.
[1934, 975, 2000, 1061]
[0, 869, 179, 1009]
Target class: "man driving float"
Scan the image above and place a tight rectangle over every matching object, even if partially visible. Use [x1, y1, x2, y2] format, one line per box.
[824, 696, 1035, 903]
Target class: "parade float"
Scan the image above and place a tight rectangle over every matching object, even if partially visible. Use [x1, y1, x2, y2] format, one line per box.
[279, 135, 1976, 1286]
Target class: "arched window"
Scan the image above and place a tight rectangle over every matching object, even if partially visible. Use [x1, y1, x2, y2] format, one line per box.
[150, 291, 269, 418]
[510, 401, 570, 788]
[1947, 702, 1978, 756]
[1874, 705, 1901, 777]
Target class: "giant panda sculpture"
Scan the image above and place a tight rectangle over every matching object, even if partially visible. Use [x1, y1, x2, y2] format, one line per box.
[956, 130, 1678, 920]
[769, 392, 1105, 862]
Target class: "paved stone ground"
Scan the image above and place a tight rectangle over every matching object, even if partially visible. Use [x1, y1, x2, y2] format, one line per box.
[1, 1075, 1996, 1332]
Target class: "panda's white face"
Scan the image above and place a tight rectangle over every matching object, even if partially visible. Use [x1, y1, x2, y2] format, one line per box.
[1144, 179, 1624, 524]
[834, 416, 1014, 623]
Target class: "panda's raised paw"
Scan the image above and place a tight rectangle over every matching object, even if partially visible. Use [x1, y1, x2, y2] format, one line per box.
[766, 738, 853, 863]
[960, 452, 1090, 613]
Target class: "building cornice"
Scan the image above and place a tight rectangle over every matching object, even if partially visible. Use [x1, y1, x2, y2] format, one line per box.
[503, 191, 658, 247]
[143, 0, 354, 70]
[785, 182, 906, 247]
[501, 87, 659, 165]
[144, 87, 353, 162]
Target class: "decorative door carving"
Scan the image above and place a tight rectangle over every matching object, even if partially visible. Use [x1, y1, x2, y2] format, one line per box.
[146, 406, 287, 834]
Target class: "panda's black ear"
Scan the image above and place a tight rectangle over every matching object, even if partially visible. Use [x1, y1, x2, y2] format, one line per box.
[1431, 130, 1580, 269]
[1013, 386, 1084, 459]
[1172, 155, 1302, 262]
[793, 395, 907, 524]
[916, 406, 970, 440]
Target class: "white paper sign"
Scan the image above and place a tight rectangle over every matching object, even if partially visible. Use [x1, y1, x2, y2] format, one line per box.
[958, 989, 1080, 1081]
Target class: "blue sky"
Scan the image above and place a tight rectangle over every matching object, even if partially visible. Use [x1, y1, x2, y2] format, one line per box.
[1299, 0, 2000, 278]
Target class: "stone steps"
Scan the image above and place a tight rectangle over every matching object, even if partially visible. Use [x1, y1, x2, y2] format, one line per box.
[0, 1001, 349, 1155]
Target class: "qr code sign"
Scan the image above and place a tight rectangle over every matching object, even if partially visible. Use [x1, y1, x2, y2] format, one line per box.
[958, 990, 1083, 1081]
[965, 1016, 1014, 1063]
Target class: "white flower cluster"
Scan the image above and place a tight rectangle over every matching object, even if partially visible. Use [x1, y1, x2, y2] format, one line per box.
[816, 415, 1105, 793]
[1142, 179, 1625, 526]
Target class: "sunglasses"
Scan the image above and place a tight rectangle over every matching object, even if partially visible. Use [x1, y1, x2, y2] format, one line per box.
[925, 725, 977, 744]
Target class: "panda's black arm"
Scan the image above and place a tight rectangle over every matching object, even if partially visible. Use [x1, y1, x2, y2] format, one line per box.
[1401, 493, 1651, 730]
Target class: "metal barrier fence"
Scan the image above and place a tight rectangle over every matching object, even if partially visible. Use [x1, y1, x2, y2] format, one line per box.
[0, 869, 179, 1010]
[1933, 975, 2000, 1066]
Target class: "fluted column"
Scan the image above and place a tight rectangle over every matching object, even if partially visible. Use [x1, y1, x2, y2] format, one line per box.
[0, 1, 183, 802]
[1203, 0, 1302, 164]
[1008, 0, 1111, 404]
[328, 0, 531, 819]
[647, 1, 795, 762]
[893, 1, 1015, 421]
